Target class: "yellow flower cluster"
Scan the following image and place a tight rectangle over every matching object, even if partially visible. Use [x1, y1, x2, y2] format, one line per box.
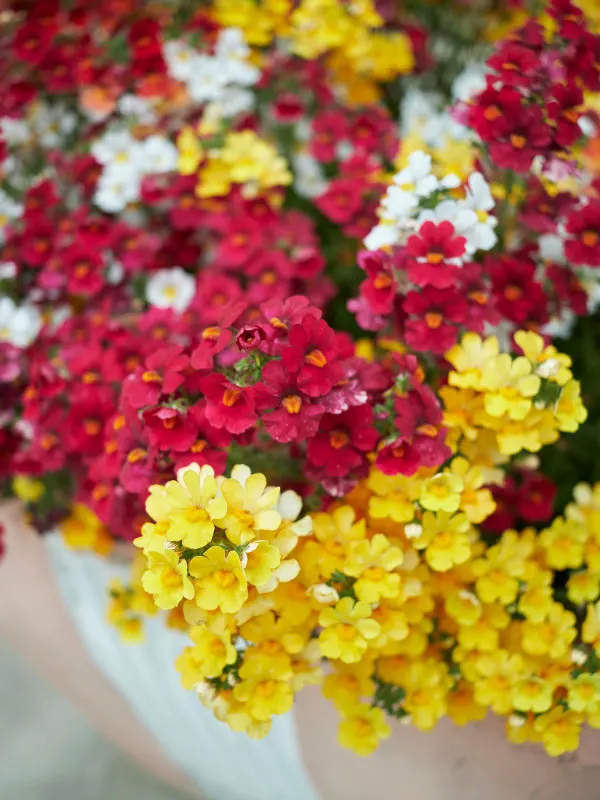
[116, 330, 591, 757]
[444, 330, 587, 462]
[106, 552, 158, 644]
[135, 463, 319, 738]
[211, 0, 414, 104]
[60, 503, 113, 556]
[178, 127, 292, 199]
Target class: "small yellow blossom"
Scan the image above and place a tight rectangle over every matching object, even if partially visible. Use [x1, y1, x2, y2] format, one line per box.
[189, 546, 248, 614]
[141, 549, 195, 610]
[338, 704, 391, 756]
[318, 597, 380, 663]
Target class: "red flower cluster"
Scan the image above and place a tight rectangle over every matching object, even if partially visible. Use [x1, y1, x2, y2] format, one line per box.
[483, 470, 557, 534]
[468, 1, 600, 172]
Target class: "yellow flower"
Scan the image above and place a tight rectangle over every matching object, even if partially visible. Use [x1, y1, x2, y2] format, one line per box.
[367, 470, 419, 523]
[420, 472, 464, 513]
[568, 673, 600, 713]
[534, 707, 582, 757]
[474, 650, 525, 715]
[480, 354, 541, 421]
[141, 549, 195, 610]
[189, 546, 248, 614]
[318, 597, 380, 663]
[446, 683, 487, 726]
[344, 533, 403, 603]
[147, 464, 228, 550]
[322, 661, 375, 712]
[12, 475, 44, 502]
[175, 626, 238, 686]
[582, 601, 600, 655]
[511, 677, 554, 714]
[218, 467, 281, 545]
[338, 704, 391, 756]
[218, 130, 292, 193]
[239, 640, 294, 681]
[243, 541, 281, 587]
[60, 503, 113, 555]
[539, 517, 586, 570]
[448, 457, 496, 524]
[414, 511, 472, 572]
[444, 590, 482, 627]
[177, 126, 204, 175]
[133, 519, 170, 554]
[520, 604, 576, 659]
[446, 333, 499, 390]
[555, 380, 587, 432]
[233, 678, 294, 720]
[514, 330, 572, 386]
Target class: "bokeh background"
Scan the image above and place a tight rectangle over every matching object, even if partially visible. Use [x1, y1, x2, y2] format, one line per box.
[0, 644, 182, 800]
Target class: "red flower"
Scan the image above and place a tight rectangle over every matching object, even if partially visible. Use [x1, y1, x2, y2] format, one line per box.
[316, 178, 364, 225]
[199, 374, 257, 434]
[254, 361, 324, 443]
[547, 264, 588, 316]
[376, 438, 422, 476]
[488, 254, 549, 324]
[311, 110, 349, 162]
[142, 406, 198, 452]
[281, 314, 343, 397]
[357, 250, 396, 315]
[306, 406, 379, 477]
[403, 288, 468, 354]
[123, 346, 189, 410]
[191, 327, 233, 370]
[273, 93, 304, 123]
[517, 472, 556, 523]
[236, 324, 267, 352]
[406, 221, 466, 288]
[66, 389, 115, 458]
[487, 42, 540, 88]
[564, 200, 600, 266]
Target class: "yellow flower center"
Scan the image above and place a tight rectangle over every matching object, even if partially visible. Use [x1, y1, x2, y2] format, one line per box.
[162, 568, 183, 588]
[256, 679, 277, 698]
[363, 566, 386, 581]
[214, 570, 237, 589]
[305, 349, 327, 367]
[185, 507, 207, 523]
[338, 623, 357, 641]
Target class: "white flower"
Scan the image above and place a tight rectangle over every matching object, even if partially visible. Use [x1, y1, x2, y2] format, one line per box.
[215, 28, 250, 62]
[30, 103, 77, 148]
[218, 57, 260, 87]
[452, 63, 487, 103]
[462, 172, 498, 252]
[393, 151, 437, 197]
[0, 117, 29, 145]
[164, 40, 197, 82]
[381, 185, 419, 221]
[539, 233, 565, 263]
[0, 261, 17, 279]
[139, 135, 178, 174]
[211, 86, 255, 118]
[307, 584, 339, 604]
[118, 94, 157, 124]
[91, 129, 144, 173]
[187, 55, 230, 103]
[363, 222, 399, 251]
[293, 153, 327, 199]
[418, 199, 477, 235]
[146, 267, 196, 312]
[0, 297, 42, 348]
[94, 165, 140, 213]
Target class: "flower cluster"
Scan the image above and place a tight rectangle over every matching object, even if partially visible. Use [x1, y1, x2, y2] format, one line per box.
[3, 0, 600, 767]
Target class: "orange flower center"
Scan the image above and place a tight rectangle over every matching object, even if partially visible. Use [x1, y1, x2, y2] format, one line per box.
[416, 423, 438, 438]
[305, 349, 327, 367]
[583, 231, 599, 248]
[163, 416, 177, 429]
[202, 326, 221, 340]
[425, 311, 443, 329]
[84, 419, 101, 436]
[256, 679, 277, 698]
[338, 624, 357, 641]
[270, 317, 288, 331]
[142, 370, 162, 383]
[127, 447, 147, 463]
[484, 105, 501, 121]
[329, 430, 349, 449]
[222, 388, 242, 407]
[510, 133, 527, 150]
[373, 273, 393, 289]
[426, 251, 444, 265]
[504, 285, 522, 301]
[191, 438, 207, 453]
[282, 395, 302, 414]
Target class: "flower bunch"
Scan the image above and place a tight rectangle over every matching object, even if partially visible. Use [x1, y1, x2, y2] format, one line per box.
[3, 0, 600, 766]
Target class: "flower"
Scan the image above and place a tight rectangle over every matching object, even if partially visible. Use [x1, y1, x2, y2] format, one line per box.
[146, 267, 196, 312]
[189, 546, 248, 614]
[318, 597, 380, 663]
[0, 297, 42, 347]
[141, 549, 195, 610]
[338, 705, 391, 755]
[199, 374, 257, 434]
[281, 314, 343, 398]
[176, 625, 238, 685]
[306, 406, 379, 478]
[218, 468, 281, 545]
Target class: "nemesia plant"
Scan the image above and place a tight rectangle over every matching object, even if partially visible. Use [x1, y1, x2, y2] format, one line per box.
[3, 0, 600, 762]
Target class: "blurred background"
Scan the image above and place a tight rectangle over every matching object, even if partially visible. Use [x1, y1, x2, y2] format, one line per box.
[0, 644, 182, 800]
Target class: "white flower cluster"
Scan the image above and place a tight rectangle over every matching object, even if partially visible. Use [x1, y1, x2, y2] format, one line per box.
[92, 130, 178, 213]
[146, 267, 196, 312]
[164, 28, 259, 118]
[0, 296, 42, 348]
[364, 151, 498, 257]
